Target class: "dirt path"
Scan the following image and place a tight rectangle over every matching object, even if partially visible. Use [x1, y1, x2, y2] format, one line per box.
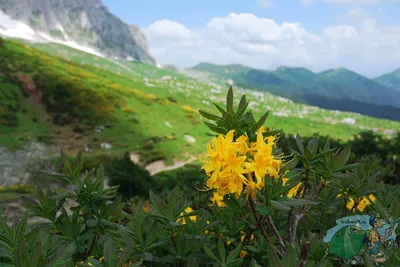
[130, 152, 197, 176]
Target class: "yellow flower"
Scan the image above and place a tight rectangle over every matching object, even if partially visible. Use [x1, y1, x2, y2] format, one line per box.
[200, 129, 282, 200]
[210, 191, 226, 207]
[346, 195, 376, 212]
[239, 249, 248, 258]
[244, 175, 262, 200]
[282, 178, 302, 198]
[256, 126, 266, 135]
[182, 105, 195, 113]
[177, 207, 197, 224]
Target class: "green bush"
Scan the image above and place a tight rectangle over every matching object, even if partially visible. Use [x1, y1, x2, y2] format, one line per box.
[106, 152, 158, 199]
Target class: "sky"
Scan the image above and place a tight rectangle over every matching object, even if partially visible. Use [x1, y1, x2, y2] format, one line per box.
[102, 0, 400, 78]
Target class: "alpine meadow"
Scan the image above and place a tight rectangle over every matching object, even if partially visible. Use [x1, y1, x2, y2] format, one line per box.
[0, 1, 400, 266]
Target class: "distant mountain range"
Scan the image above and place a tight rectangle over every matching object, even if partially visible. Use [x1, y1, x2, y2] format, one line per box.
[190, 63, 400, 121]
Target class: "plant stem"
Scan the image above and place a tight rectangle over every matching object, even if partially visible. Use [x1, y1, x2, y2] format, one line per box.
[266, 215, 287, 254]
[248, 199, 283, 257]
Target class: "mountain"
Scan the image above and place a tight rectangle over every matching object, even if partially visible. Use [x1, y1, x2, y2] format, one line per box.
[318, 68, 400, 107]
[190, 63, 400, 121]
[0, 0, 155, 63]
[374, 69, 400, 92]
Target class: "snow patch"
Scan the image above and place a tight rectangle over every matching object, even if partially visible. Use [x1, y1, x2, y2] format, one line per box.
[0, 11, 36, 40]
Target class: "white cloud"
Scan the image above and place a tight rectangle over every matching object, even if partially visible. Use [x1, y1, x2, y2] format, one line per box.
[258, 0, 273, 8]
[144, 13, 400, 77]
[342, 8, 371, 21]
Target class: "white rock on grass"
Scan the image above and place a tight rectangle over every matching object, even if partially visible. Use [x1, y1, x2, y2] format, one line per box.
[100, 143, 112, 149]
[274, 111, 289, 117]
[341, 118, 356, 125]
[95, 125, 105, 132]
[384, 129, 395, 135]
[184, 135, 196, 143]
[165, 121, 172, 128]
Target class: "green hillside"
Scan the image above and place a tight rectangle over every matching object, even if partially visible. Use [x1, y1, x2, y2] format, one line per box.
[318, 68, 400, 107]
[375, 68, 400, 92]
[1, 38, 399, 162]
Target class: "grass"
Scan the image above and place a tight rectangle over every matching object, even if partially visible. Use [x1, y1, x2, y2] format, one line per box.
[1, 38, 400, 164]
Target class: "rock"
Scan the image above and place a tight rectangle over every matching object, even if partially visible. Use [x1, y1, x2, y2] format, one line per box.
[384, 129, 395, 135]
[184, 135, 196, 143]
[165, 121, 172, 128]
[162, 76, 172, 80]
[83, 144, 92, 152]
[95, 125, 105, 133]
[100, 143, 112, 149]
[341, 118, 356, 125]
[0, 142, 54, 187]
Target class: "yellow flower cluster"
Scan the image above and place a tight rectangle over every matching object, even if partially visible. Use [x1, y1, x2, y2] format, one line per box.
[346, 194, 376, 212]
[200, 127, 289, 203]
[181, 105, 196, 113]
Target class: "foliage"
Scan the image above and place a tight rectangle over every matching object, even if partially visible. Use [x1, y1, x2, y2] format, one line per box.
[1, 87, 399, 266]
[106, 152, 157, 199]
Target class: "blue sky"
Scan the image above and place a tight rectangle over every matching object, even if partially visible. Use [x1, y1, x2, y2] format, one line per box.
[103, 0, 400, 77]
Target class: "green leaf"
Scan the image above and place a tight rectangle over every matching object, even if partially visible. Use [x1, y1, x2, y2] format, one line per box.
[257, 206, 271, 216]
[149, 190, 168, 217]
[266, 243, 282, 267]
[116, 242, 134, 267]
[227, 243, 242, 263]
[333, 163, 360, 173]
[252, 110, 269, 133]
[199, 110, 221, 121]
[245, 245, 260, 253]
[227, 86, 234, 114]
[249, 259, 262, 267]
[213, 103, 227, 115]
[203, 245, 220, 263]
[204, 122, 226, 134]
[333, 146, 351, 170]
[270, 200, 291, 212]
[104, 237, 117, 267]
[314, 148, 336, 159]
[238, 95, 247, 110]
[218, 238, 226, 265]
[295, 134, 304, 155]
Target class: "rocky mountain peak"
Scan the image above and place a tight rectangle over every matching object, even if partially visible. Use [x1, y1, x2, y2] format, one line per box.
[0, 0, 155, 63]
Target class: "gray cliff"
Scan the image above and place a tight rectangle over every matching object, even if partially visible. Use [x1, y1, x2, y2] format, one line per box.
[0, 0, 155, 63]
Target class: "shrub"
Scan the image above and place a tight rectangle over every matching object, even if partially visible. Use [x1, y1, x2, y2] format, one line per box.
[106, 152, 158, 199]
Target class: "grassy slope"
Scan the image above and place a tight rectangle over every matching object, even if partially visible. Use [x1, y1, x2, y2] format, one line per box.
[1, 39, 400, 164]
